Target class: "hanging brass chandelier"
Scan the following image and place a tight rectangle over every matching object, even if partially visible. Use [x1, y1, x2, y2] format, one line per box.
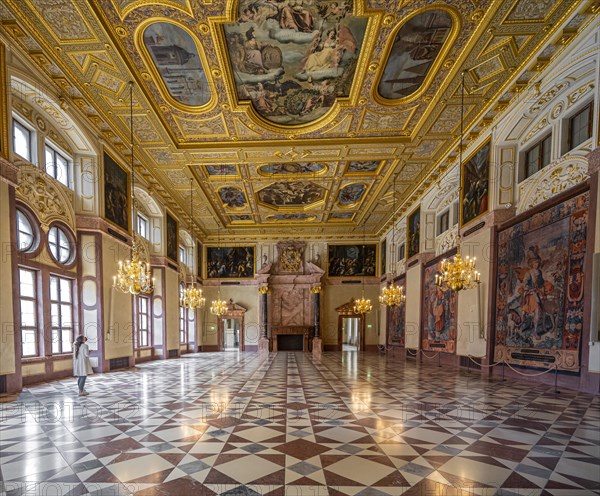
[113, 82, 154, 296]
[353, 224, 372, 314]
[435, 252, 480, 291]
[210, 207, 227, 316]
[379, 174, 405, 307]
[210, 294, 227, 316]
[180, 178, 205, 309]
[434, 72, 480, 292]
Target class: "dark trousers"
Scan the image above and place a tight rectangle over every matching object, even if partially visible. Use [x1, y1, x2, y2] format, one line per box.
[77, 376, 87, 392]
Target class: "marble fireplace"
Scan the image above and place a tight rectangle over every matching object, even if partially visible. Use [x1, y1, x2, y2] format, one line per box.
[257, 241, 324, 352]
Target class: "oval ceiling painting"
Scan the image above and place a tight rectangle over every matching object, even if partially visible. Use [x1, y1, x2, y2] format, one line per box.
[257, 181, 326, 208]
[377, 10, 453, 100]
[224, 0, 368, 125]
[143, 22, 211, 106]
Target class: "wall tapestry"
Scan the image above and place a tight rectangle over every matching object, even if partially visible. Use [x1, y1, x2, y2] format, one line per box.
[422, 251, 458, 353]
[328, 244, 376, 277]
[461, 139, 490, 226]
[387, 275, 406, 347]
[407, 207, 420, 259]
[207, 246, 255, 278]
[103, 152, 129, 232]
[494, 189, 589, 372]
[166, 213, 178, 262]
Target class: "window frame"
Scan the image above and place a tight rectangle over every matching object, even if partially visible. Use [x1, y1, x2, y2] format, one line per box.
[45, 142, 72, 188]
[524, 133, 552, 180]
[136, 295, 151, 349]
[567, 101, 593, 151]
[16, 209, 37, 253]
[12, 117, 33, 162]
[47, 224, 75, 265]
[18, 267, 39, 358]
[137, 212, 149, 240]
[397, 243, 406, 261]
[437, 209, 450, 236]
[179, 283, 189, 345]
[49, 274, 75, 355]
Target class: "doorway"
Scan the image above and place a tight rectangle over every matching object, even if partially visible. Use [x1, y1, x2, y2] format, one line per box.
[223, 318, 240, 351]
[342, 317, 360, 351]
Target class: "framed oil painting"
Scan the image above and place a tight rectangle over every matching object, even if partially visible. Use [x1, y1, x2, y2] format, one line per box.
[381, 239, 386, 275]
[207, 246, 255, 278]
[494, 188, 589, 372]
[166, 212, 178, 262]
[328, 244, 377, 277]
[407, 207, 420, 259]
[103, 152, 130, 232]
[461, 139, 490, 226]
[197, 241, 202, 277]
[422, 251, 458, 353]
[387, 275, 406, 347]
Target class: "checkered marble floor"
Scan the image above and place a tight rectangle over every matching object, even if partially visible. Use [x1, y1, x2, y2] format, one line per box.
[1, 351, 599, 495]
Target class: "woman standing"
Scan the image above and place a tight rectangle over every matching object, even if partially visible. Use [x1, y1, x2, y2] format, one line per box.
[73, 335, 93, 396]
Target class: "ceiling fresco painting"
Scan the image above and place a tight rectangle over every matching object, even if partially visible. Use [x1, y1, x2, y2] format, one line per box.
[230, 214, 254, 222]
[224, 0, 368, 124]
[258, 162, 326, 175]
[0, 0, 593, 240]
[337, 182, 367, 207]
[267, 213, 317, 221]
[218, 186, 248, 208]
[330, 212, 354, 220]
[377, 9, 454, 101]
[204, 165, 239, 176]
[142, 22, 211, 106]
[257, 181, 326, 208]
[346, 160, 381, 174]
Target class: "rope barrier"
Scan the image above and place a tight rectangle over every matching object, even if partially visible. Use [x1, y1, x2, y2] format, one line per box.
[467, 354, 503, 368]
[420, 350, 440, 360]
[504, 361, 557, 376]
[406, 349, 418, 356]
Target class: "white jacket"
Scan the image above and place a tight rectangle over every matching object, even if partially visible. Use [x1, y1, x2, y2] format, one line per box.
[73, 342, 93, 376]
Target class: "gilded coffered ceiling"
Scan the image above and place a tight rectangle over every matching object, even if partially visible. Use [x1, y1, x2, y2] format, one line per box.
[0, 0, 597, 241]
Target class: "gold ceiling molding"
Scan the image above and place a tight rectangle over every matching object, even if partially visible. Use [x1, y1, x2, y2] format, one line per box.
[0, 0, 594, 239]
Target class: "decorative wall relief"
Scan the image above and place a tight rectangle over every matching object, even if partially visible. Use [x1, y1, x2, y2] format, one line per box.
[422, 251, 458, 353]
[517, 155, 589, 214]
[277, 241, 305, 273]
[16, 164, 76, 232]
[494, 188, 589, 372]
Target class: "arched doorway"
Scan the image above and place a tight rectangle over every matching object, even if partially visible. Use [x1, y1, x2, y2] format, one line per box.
[335, 299, 366, 351]
[218, 299, 247, 351]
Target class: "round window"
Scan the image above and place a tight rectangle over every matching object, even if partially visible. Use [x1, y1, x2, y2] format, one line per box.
[16, 210, 35, 252]
[48, 226, 73, 264]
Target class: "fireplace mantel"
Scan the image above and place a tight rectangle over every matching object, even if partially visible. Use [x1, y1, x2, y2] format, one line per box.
[271, 326, 312, 352]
